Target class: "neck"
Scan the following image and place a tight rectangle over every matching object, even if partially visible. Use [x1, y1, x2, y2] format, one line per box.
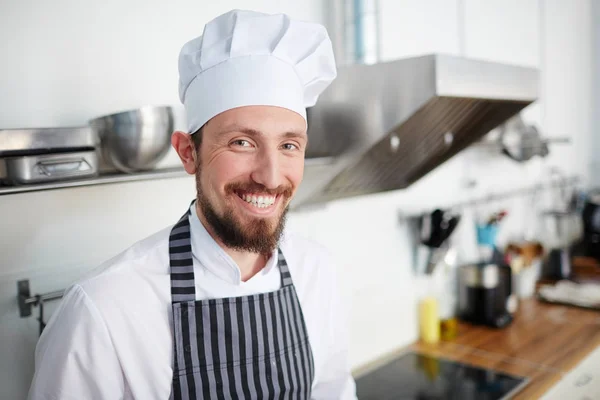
[195, 202, 268, 282]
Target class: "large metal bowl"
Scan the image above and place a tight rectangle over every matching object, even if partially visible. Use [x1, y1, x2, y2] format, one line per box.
[90, 105, 174, 173]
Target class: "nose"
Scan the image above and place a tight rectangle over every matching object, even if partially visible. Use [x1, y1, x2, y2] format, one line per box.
[250, 148, 284, 190]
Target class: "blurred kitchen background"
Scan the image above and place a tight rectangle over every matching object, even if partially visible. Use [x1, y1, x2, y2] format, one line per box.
[1, 0, 600, 399]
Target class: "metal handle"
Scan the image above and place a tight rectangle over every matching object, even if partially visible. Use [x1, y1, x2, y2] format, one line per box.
[17, 280, 65, 335]
[575, 373, 592, 387]
[37, 158, 91, 177]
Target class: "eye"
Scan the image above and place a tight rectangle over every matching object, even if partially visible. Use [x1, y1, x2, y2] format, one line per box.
[282, 143, 299, 151]
[231, 139, 253, 148]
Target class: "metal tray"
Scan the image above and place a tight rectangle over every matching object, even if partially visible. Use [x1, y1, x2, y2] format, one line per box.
[0, 127, 98, 157]
[0, 150, 98, 185]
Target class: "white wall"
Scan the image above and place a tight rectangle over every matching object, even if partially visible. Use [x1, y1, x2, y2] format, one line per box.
[0, 0, 595, 398]
[0, 1, 324, 398]
[591, 0, 600, 187]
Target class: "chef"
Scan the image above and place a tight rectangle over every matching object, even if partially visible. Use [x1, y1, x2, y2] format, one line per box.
[28, 8, 356, 400]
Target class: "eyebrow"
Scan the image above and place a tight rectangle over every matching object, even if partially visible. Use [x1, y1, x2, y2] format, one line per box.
[219, 125, 307, 141]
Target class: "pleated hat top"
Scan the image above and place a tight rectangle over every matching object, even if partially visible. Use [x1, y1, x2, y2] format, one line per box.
[178, 9, 338, 133]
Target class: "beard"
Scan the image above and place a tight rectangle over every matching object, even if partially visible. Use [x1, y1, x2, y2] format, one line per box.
[195, 159, 292, 255]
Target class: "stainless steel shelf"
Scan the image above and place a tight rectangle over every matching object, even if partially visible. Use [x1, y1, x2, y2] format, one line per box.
[0, 157, 336, 196]
[0, 167, 190, 196]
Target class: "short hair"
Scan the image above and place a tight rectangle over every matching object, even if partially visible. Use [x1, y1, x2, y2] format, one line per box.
[191, 125, 203, 149]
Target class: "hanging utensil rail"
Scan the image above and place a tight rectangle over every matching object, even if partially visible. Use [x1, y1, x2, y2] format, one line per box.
[398, 175, 580, 223]
[17, 279, 65, 335]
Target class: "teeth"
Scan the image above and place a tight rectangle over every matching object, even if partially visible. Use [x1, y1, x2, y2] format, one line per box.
[240, 193, 275, 208]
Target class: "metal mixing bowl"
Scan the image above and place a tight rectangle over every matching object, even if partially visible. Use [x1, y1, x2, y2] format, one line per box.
[90, 105, 174, 173]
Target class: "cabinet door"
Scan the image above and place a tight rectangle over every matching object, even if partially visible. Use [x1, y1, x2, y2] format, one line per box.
[464, 0, 542, 132]
[464, 0, 540, 67]
[379, 0, 460, 61]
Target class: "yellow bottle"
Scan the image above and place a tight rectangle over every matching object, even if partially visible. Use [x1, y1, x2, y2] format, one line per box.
[419, 296, 440, 344]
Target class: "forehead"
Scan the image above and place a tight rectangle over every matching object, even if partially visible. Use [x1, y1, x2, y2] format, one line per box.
[206, 105, 307, 138]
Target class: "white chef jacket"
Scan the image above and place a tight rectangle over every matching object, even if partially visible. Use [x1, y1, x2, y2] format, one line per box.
[28, 204, 356, 400]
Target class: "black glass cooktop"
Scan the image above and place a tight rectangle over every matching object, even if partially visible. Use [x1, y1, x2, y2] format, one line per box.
[355, 352, 528, 400]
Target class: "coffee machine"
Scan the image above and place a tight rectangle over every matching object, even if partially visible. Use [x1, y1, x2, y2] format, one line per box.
[458, 263, 515, 328]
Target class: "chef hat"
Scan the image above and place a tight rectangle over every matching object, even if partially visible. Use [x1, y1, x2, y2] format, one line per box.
[178, 9, 337, 133]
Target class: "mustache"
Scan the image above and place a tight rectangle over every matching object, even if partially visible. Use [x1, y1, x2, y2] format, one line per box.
[225, 181, 293, 197]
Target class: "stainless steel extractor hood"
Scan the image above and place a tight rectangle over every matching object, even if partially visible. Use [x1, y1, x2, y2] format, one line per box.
[292, 53, 539, 208]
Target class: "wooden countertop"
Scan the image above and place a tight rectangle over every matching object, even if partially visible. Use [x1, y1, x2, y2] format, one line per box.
[352, 258, 600, 398]
[411, 298, 600, 399]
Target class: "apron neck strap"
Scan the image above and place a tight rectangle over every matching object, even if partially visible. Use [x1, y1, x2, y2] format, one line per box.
[169, 207, 196, 303]
[169, 202, 293, 303]
[276, 248, 293, 287]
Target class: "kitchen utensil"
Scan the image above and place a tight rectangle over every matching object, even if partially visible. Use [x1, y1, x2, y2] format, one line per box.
[458, 263, 514, 328]
[406, 215, 424, 274]
[475, 210, 507, 260]
[486, 210, 508, 225]
[514, 259, 542, 298]
[498, 114, 550, 163]
[419, 209, 442, 247]
[89, 105, 174, 173]
[476, 223, 499, 247]
[433, 246, 460, 321]
[505, 241, 544, 267]
[545, 247, 572, 280]
[421, 210, 461, 274]
[541, 210, 582, 279]
[0, 151, 98, 184]
[501, 125, 549, 162]
[420, 209, 460, 248]
[505, 241, 545, 298]
[0, 127, 99, 184]
[0, 126, 97, 156]
[542, 210, 582, 248]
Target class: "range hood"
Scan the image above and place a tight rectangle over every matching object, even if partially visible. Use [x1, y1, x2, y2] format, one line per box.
[292, 54, 539, 208]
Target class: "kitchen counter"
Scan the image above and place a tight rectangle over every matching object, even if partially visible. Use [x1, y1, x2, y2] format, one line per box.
[408, 298, 600, 399]
[352, 258, 600, 398]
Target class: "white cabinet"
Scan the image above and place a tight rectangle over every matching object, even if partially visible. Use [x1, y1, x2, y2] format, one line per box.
[463, 0, 543, 138]
[379, 0, 460, 61]
[378, 0, 541, 66]
[541, 345, 600, 399]
[541, 0, 594, 181]
[463, 0, 540, 67]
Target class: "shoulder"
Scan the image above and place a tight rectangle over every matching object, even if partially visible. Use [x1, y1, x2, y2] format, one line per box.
[63, 225, 174, 319]
[280, 229, 334, 267]
[76, 226, 172, 292]
[279, 229, 338, 293]
[30, 283, 126, 399]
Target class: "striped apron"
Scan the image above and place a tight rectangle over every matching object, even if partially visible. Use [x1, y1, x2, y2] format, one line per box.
[168, 208, 315, 399]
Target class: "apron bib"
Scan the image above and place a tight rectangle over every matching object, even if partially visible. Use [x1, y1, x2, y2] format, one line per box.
[168, 207, 314, 400]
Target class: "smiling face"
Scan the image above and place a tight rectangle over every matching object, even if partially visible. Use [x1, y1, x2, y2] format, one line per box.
[189, 106, 307, 254]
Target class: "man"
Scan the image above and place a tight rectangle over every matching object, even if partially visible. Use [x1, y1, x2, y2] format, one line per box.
[28, 9, 356, 400]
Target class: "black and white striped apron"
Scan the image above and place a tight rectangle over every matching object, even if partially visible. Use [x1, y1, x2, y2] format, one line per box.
[168, 207, 315, 399]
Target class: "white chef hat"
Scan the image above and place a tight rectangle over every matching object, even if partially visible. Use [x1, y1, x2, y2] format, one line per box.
[178, 9, 337, 134]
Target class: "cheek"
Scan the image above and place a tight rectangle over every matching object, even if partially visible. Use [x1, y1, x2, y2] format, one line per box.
[285, 158, 304, 188]
[206, 154, 250, 191]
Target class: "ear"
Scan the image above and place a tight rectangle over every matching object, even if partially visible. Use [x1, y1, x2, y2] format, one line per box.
[171, 131, 196, 174]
